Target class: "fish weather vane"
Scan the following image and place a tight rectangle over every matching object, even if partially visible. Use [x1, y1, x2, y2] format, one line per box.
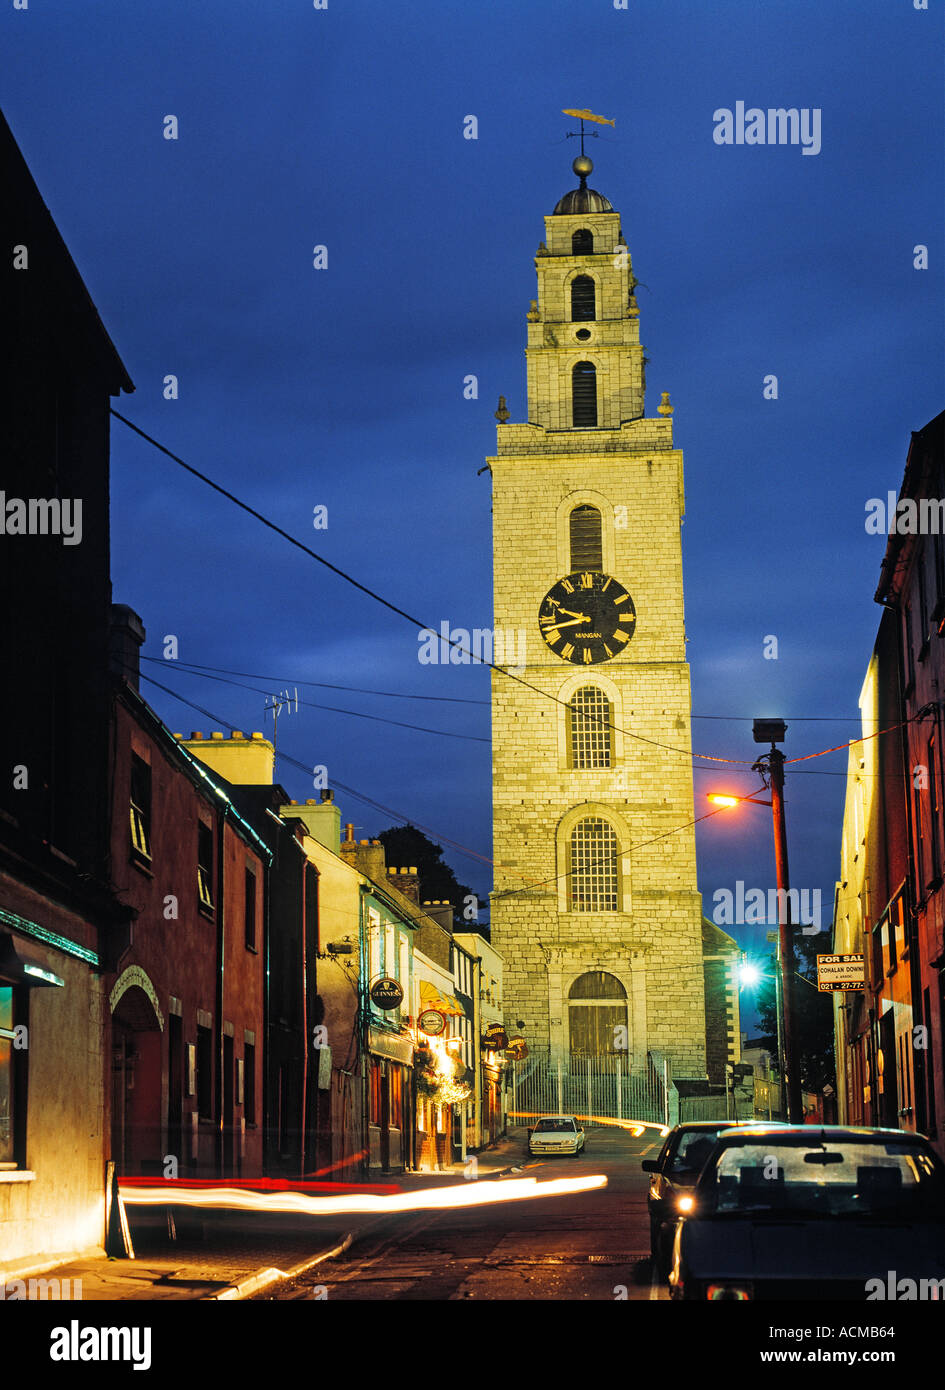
[562, 108, 615, 156]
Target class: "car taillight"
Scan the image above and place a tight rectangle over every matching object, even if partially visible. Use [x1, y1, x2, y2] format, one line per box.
[706, 1284, 752, 1301]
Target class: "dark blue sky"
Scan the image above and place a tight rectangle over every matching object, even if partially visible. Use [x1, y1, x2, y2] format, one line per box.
[6, 0, 943, 985]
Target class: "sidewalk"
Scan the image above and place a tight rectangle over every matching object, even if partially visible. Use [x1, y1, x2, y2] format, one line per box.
[6, 1130, 533, 1301]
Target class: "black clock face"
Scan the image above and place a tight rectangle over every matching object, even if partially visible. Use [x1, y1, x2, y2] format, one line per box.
[538, 572, 636, 664]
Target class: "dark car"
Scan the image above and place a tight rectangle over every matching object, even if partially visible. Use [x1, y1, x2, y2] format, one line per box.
[667, 1124, 945, 1301]
[642, 1120, 770, 1276]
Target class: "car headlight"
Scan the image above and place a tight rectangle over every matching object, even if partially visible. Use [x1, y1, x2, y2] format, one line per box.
[706, 1283, 752, 1301]
[676, 1195, 695, 1213]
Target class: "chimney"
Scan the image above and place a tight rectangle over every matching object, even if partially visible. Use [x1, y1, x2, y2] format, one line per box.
[387, 866, 420, 904]
[278, 793, 341, 850]
[339, 836, 388, 885]
[421, 900, 454, 932]
[178, 730, 274, 784]
[109, 604, 146, 690]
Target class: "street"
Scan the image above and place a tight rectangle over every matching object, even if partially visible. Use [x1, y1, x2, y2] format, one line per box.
[258, 1125, 667, 1301]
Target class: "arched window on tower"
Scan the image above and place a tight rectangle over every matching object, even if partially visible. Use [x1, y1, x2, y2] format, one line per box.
[568, 971, 627, 1057]
[567, 816, 619, 912]
[572, 228, 594, 255]
[572, 362, 597, 427]
[568, 686, 613, 768]
[571, 275, 596, 322]
[569, 504, 602, 571]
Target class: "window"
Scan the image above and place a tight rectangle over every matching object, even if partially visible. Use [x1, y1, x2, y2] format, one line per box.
[244, 866, 257, 950]
[129, 754, 151, 862]
[904, 607, 916, 689]
[569, 504, 603, 571]
[568, 685, 613, 768]
[197, 821, 214, 911]
[568, 817, 619, 911]
[196, 1022, 213, 1119]
[929, 733, 942, 883]
[389, 1065, 403, 1129]
[570, 275, 595, 321]
[370, 1058, 384, 1125]
[0, 984, 21, 1165]
[913, 780, 925, 896]
[244, 1041, 256, 1124]
[572, 228, 593, 255]
[572, 362, 597, 427]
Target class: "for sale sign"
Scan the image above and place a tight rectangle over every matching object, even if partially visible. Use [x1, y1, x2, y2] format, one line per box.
[816, 953, 865, 992]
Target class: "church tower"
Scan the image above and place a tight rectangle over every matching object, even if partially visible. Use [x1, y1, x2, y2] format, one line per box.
[488, 152, 707, 1081]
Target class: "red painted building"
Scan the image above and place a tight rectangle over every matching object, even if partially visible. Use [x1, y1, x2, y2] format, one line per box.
[107, 623, 269, 1179]
[837, 412, 945, 1161]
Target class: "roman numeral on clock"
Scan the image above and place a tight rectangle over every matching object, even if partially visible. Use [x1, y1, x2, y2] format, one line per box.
[560, 642, 575, 660]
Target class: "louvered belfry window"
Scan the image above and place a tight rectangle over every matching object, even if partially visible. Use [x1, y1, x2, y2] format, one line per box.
[572, 228, 594, 255]
[569, 504, 602, 570]
[568, 817, 619, 912]
[569, 685, 613, 768]
[571, 275, 596, 321]
[572, 361, 597, 426]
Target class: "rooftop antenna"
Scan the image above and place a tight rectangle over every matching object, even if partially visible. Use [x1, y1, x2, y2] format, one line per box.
[264, 686, 298, 755]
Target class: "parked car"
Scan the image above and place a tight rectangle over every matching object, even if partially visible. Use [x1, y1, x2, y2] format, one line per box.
[528, 1116, 586, 1156]
[643, 1120, 774, 1276]
[667, 1124, 945, 1300]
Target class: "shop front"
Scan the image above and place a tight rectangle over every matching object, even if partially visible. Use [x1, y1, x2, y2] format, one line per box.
[412, 981, 468, 1171]
[367, 1025, 414, 1172]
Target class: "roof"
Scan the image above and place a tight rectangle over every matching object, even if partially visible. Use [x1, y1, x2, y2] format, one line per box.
[2, 107, 133, 395]
[552, 185, 614, 215]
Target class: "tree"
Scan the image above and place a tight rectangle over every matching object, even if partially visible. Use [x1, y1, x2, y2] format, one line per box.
[756, 931, 836, 1093]
[375, 824, 486, 933]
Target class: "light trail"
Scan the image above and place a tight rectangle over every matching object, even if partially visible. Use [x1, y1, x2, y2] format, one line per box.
[119, 1173, 607, 1216]
[508, 1111, 670, 1138]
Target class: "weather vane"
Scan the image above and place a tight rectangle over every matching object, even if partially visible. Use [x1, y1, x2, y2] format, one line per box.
[562, 108, 615, 157]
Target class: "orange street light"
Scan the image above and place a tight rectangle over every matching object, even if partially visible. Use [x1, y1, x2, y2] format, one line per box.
[707, 792, 772, 808]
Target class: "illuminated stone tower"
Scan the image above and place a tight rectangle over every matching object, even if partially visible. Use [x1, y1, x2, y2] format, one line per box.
[488, 154, 707, 1078]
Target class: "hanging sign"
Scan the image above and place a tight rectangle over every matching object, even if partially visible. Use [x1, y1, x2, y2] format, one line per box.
[816, 953, 865, 992]
[370, 976, 404, 1009]
[418, 1007, 447, 1036]
[506, 1036, 528, 1060]
[482, 1025, 508, 1050]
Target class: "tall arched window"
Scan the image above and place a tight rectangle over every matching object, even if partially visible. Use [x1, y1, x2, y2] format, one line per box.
[571, 275, 595, 321]
[568, 971, 627, 1056]
[568, 686, 613, 768]
[572, 228, 594, 255]
[572, 361, 597, 426]
[568, 817, 619, 911]
[569, 504, 602, 570]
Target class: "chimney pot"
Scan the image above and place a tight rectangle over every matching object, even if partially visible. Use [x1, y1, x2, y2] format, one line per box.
[409, 867, 417, 875]
[191, 731, 203, 740]
[231, 730, 244, 739]
[251, 732, 263, 739]
[306, 799, 317, 805]
[211, 732, 224, 740]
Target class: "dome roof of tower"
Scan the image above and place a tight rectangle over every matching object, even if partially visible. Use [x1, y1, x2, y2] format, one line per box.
[552, 185, 614, 215]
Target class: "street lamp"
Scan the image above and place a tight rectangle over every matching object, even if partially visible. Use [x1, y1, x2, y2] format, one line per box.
[707, 717, 802, 1123]
[738, 957, 786, 1121]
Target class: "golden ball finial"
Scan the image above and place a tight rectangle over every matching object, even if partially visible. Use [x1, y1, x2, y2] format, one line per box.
[572, 154, 594, 182]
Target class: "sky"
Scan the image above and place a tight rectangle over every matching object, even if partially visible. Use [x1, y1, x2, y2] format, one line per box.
[4, 0, 943, 999]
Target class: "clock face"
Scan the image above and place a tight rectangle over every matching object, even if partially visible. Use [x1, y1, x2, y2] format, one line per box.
[538, 572, 636, 664]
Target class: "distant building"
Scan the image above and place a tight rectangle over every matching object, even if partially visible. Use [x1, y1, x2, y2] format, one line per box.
[109, 655, 269, 1181]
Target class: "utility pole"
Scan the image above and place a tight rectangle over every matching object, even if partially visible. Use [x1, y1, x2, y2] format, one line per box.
[753, 719, 803, 1123]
